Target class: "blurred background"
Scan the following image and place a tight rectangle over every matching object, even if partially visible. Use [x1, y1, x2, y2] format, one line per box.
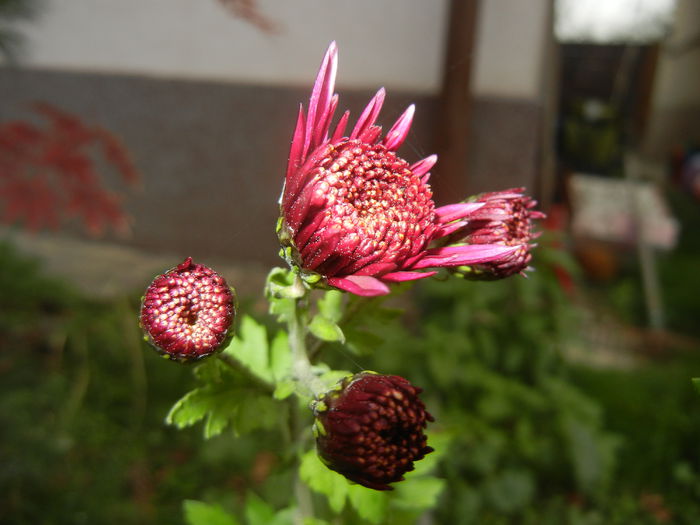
[1, 0, 699, 523]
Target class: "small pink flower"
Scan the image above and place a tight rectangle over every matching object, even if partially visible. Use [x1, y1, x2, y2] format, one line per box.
[278, 43, 516, 296]
[450, 188, 545, 279]
[140, 258, 236, 363]
[313, 372, 433, 491]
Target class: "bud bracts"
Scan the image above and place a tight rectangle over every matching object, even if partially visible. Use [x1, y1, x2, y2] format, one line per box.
[451, 188, 545, 279]
[279, 42, 517, 296]
[313, 372, 434, 491]
[140, 258, 235, 363]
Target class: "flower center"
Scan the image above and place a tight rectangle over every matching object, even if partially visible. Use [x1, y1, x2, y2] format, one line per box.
[299, 140, 436, 275]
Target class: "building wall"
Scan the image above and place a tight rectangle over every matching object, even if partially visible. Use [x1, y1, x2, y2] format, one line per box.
[2, 1, 555, 261]
[644, 0, 700, 158]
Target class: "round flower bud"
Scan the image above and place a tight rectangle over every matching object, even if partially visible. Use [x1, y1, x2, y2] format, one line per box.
[312, 372, 434, 491]
[140, 257, 235, 363]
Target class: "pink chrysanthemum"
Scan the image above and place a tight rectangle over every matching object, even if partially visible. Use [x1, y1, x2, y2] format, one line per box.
[140, 258, 236, 363]
[313, 372, 433, 491]
[450, 188, 545, 279]
[278, 42, 516, 296]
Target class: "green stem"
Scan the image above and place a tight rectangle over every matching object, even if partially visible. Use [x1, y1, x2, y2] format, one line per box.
[288, 277, 323, 398]
[287, 275, 315, 523]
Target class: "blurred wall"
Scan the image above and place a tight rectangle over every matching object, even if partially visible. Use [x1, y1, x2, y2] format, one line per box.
[643, 0, 700, 158]
[1, 0, 555, 262]
[12, 0, 449, 93]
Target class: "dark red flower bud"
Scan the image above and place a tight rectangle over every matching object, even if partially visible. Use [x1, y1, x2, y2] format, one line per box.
[312, 372, 434, 491]
[140, 257, 235, 363]
[451, 188, 545, 279]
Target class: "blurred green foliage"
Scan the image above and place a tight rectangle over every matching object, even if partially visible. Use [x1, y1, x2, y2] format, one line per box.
[1, 234, 700, 523]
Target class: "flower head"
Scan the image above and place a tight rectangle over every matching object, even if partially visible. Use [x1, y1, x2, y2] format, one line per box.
[312, 371, 433, 491]
[450, 188, 545, 279]
[279, 42, 516, 296]
[140, 257, 236, 363]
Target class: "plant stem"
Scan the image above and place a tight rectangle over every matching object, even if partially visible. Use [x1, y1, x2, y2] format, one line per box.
[287, 276, 315, 523]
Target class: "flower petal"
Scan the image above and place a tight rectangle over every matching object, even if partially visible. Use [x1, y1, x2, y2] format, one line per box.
[304, 42, 338, 160]
[350, 88, 385, 140]
[435, 202, 485, 223]
[383, 104, 415, 151]
[381, 270, 437, 282]
[410, 155, 437, 178]
[411, 244, 518, 269]
[327, 275, 390, 296]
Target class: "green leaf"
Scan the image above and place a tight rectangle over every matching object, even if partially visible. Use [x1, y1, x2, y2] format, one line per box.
[183, 500, 239, 525]
[347, 484, 388, 524]
[318, 290, 344, 322]
[273, 379, 296, 400]
[309, 314, 345, 343]
[244, 492, 276, 525]
[223, 315, 273, 382]
[166, 384, 241, 438]
[166, 383, 282, 439]
[392, 476, 446, 512]
[270, 331, 292, 382]
[693, 378, 700, 395]
[299, 449, 348, 513]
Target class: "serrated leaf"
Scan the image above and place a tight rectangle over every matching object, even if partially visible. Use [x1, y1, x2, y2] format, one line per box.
[299, 449, 348, 513]
[309, 314, 345, 343]
[223, 315, 272, 382]
[166, 384, 241, 438]
[270, 331, 292, 382]
[347, 484, 388, 524]
[392, 476, 446, 511]
[244, 491, 276, 525]
[318, 290, 344, 322]
[183, 500, 239, 525]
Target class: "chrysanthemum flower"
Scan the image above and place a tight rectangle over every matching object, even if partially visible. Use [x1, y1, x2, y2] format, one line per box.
[449, 188, 545, 279]
[140, 258, 236, 363]
[278, 42, 516, 296]
[312, 372, 433, 491]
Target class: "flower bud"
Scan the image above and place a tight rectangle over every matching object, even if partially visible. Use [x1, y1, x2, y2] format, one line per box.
[312, 372, 434, 491]
[452, 188, 545, 279]
[140, 257, 235, 363]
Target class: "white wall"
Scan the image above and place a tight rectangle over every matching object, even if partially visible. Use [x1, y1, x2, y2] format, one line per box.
[12, 0, 555, 101]
[12, 0, 449, 93]
[471, 0, 551, 100]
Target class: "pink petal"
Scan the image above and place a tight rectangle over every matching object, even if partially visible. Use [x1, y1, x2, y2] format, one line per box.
[331, 110, 350, 142]
[381, 271, 437, 282]
[327, 275, 390, 296]
[304, 42, 338, 160]
[350, 88, 385, 140]
[283, 105, 307, 207]
[383, 104, 414, 151]
[410, 155, 437, 178]
[411, 244, 518, 269]
[359, 125, 382, 144]
[314, 94, 339, 148]
[434, 219, 468, 238]
[435, 202, 485, 223]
